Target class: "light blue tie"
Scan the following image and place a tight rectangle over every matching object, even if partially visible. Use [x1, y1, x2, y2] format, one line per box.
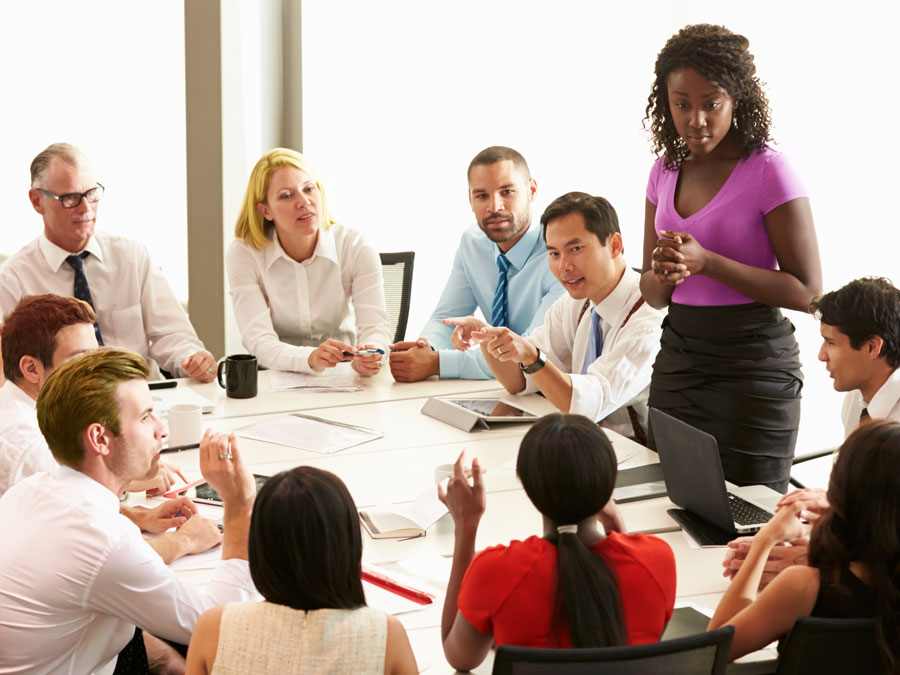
[582, 308, 603, 373]
[491, 254, 510, 327]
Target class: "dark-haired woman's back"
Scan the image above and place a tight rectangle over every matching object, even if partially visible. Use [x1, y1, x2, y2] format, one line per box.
[210, 602, 388, 674]
[459, 532, 675, 647]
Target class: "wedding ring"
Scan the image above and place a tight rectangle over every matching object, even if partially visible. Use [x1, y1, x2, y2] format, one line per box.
[219, 452, 232, 460]
[206, 367, 213, 375]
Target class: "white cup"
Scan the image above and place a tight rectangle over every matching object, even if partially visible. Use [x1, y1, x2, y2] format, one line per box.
[167, 404, 203, 448]
[434, 463, 455, 484]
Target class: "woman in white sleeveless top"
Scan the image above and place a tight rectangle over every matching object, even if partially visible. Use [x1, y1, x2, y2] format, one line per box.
[185, 467, 417, 674]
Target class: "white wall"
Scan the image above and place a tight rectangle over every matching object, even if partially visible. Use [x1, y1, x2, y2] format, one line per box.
[0, 2, 188, 297]
[301, 0, 898, 453]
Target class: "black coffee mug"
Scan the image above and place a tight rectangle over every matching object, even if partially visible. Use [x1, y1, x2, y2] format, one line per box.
[217, 354, 258, 399]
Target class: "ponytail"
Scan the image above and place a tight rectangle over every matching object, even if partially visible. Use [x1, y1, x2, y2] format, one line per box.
[517, 414, 627, 648]
[556, 530, 626, 647]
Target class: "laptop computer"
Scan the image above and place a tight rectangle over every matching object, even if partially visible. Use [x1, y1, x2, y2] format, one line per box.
[650, 408, 781, 545]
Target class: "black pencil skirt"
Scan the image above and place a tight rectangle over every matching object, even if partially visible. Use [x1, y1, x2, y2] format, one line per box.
[648, 302, 803, 493]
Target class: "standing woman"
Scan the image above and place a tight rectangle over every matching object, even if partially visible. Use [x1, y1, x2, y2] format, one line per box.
[228, 148, 391, 375]
[641, 24, 822, 492]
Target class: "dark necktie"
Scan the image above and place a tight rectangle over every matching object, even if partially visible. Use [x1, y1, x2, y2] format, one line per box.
[66, 252, 104, 345]
[860, 407, 871, 424]
[491, 254, 510, 327]
[582, 308, 604, 374]
[112, 627, 150, 675]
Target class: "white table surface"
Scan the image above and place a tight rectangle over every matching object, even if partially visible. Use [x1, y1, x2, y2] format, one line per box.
[170, 366, 503, 420]
[147, 376, 773, 673]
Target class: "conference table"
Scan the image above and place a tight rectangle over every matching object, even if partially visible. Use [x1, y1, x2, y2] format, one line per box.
[137, 367, 780, 673]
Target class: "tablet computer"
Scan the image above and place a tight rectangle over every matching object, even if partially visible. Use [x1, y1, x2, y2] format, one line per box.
[442, 399, 538, 421]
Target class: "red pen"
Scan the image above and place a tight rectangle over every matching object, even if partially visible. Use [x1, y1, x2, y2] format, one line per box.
[163, 478, 206, 499]
[361, 567, 434, 605]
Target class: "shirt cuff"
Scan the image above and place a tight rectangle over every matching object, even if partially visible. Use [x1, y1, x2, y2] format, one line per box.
[208, 558, 260, 604]
[438, 349, 460, 379]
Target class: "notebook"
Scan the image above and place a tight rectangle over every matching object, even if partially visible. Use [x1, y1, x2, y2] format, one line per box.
[650, 408, 781, 546]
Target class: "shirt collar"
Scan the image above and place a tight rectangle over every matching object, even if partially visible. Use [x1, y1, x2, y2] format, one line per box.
[495, 221, 541, 271]
[39, 233, 104, 272]
[1, 380, 36, 409]
[867, 367, 900, 419]
[51, 464, 122, 514]
[264, 227, 339, 269]
[594, 265, 637, 324]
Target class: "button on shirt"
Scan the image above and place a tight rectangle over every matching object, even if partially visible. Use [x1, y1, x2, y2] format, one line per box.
[0, 466, 256, 675]
[420, 223, 564, 379]
[840, 367, 900, 438]
[226, 225, 391, 373]
[0, 380, 54, 498]
[522, 267, 665, 437]
[0, 233, 206, 377]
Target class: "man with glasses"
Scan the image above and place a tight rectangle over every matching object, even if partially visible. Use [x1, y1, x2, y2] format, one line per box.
[0, 143, 216, 381]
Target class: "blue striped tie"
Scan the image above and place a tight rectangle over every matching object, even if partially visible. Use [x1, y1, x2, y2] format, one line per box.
[66, 252, 104, 345]
[491, 254, 510, 327]
[582, 308, 603, 373]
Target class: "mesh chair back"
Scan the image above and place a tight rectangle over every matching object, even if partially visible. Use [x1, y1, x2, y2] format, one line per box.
[775, 617, 882, 675]
[380, 252, 415, 344]
[492, 626, 733, 675]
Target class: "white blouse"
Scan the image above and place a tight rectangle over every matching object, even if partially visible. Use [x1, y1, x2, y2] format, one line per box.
[226, 225, 391, 373]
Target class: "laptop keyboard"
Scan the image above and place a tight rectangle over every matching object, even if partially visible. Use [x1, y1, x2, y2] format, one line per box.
[727, 493, 773, 526]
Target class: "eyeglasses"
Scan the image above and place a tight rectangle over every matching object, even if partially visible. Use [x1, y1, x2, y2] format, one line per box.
[36, 183, 105, 209]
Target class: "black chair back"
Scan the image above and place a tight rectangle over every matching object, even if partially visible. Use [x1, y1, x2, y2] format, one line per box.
[379, 252, 415, 344]
[492, 626, 733, 675]
[775, 616, 882, 675]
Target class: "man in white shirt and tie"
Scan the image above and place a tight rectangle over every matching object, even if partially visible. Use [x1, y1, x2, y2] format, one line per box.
[444, 192, 665, 440]
[722, 277, 900, 587]
[811, 276, 900, 435]
[0, 349, 256, 674]
[0, 142, 216, 381]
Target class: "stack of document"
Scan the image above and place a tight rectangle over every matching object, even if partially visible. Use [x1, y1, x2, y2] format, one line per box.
[268, 366, 363, 392]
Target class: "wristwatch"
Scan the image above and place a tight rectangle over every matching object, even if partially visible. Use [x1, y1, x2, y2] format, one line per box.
[519, 348, 546, 375]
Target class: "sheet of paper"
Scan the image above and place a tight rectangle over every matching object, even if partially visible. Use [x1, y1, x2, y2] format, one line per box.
[363, 579, 429, 615]
[268, 365, 363, 392]
[237, 414, 382, 454]
[167, 544, 224, 572]
[394, 556, 452, 590]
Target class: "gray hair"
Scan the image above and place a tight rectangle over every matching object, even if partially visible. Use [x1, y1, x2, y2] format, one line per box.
[30, 143, 90, 187]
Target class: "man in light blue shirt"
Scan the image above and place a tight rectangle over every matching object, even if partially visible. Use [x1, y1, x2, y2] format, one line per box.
[389, 146, 563, 380]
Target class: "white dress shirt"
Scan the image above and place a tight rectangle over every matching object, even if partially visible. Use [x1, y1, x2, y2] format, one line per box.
[0, 466, 255, 675]
[522, 267, 665, 437]
[840, 367, 900, 438]
[0, 380, 54, 498]
[0, 232, 206, 377]
[226, 225, 391, 373]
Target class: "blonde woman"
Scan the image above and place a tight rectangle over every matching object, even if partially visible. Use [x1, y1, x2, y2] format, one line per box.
[228, 148, 390, 374]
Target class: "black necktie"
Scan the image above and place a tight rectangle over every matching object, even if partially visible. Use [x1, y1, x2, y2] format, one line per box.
[66, 252, 103, 345]
[112, 627, 150, 675]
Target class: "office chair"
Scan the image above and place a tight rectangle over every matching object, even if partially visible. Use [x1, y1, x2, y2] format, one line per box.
[492, 626, 734, 674]
[775, 616, 882, 675]
[379, 252, 415, 344]
[788, 447, 836, 489]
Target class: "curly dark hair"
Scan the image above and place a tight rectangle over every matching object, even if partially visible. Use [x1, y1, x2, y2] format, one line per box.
[644, 24, 773, 170]
[808, 277, 900, 369]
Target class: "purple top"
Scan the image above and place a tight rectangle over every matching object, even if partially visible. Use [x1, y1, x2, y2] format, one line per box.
[646, 146, 807, 306]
